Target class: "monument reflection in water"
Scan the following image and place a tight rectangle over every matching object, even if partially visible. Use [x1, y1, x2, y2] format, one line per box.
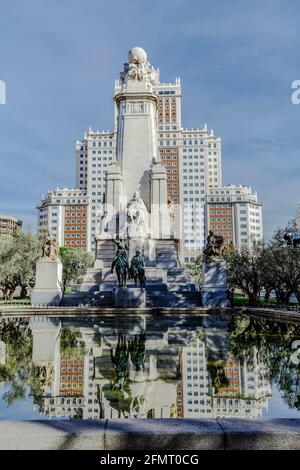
[2, 314, 300, 420]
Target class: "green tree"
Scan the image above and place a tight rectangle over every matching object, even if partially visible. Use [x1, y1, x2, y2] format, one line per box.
[59, 247, 93, 293]
[184, 255, 203, 286]
[267, 222, 300, 304]
[224, 243, 265, 306]
[260, 245, 294, 306]
[13, 230, 41, 298]
[0, 230, 40, 300]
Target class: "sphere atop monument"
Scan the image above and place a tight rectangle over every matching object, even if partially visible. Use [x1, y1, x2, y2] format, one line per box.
[128, 47, 147, 64]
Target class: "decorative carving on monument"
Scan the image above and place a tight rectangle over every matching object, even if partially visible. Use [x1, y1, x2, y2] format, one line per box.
[203, 230, 225, 259]
[120, 47, 158, 86]
[167, 196, 174, 220]
[128, 101, 145, 113]
[41, 231, 59, 261]
[127, 191, 148, 235]
[97, 211, 109, 235]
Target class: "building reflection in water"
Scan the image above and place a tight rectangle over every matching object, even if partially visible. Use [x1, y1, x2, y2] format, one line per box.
[24, 315, 275, 420]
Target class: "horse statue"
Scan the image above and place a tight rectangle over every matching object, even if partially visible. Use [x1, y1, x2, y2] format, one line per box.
[128, 332, 147, 371]
[110, 334, 129, 390]
[284, 232, 300, 248]
[111, 239, 129, 287]
[129, 251, 146, 288]
[203, 230, 225, 258]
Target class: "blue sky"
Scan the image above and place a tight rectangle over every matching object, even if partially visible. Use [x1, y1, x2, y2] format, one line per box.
[1, 0, 300, 240]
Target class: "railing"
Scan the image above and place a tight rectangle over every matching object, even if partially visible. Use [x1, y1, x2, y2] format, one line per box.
[255, 304, 300, 313]
[0, 300, 30, 306]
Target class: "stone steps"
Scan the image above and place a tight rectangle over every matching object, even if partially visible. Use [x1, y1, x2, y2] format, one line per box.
[62, 292, 90, 306]
[63, 285, 202, 308]
[96, 240, 116, 268]
[73, 267, 102, 293]
[155, 239, 179, 269]
[145, 288, 202, 308]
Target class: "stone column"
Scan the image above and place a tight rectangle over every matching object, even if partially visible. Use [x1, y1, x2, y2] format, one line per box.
[115, 80, 159, 209]
[104, 163, 124, 236]
[150, 163, 171, 239]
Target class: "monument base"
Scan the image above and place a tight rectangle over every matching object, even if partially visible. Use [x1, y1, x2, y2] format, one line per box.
[31, 258, 63, 306]
[201, 288, 229, 308]
[202, 258, 229, 308]
[114, 287, 146, 308]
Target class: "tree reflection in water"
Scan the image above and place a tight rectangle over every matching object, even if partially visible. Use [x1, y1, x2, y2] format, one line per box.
[0, 320, 42, 407]
[3, 315, 300, 418]
[229, 315, 300, 409]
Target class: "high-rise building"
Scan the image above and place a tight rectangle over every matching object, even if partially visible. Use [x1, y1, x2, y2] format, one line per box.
[205, 185, 263, 251]
[37, 188, 90, 250]
[75, 131, 116, 252]
[0, 214, 22, 238]
[74, 53, 222, 258]
[38, 47, 261, 259]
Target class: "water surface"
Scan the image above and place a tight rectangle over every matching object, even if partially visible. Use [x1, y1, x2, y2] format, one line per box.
[1, 313, 300, 420]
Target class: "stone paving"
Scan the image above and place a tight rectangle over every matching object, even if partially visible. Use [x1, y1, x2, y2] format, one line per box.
[1, 419, 300, 450]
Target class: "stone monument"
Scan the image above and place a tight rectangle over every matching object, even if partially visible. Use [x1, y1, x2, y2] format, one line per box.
[31, 232, 63, 306]
[201, 231, 229, 308]
[70, 47, 202, 308]
[95, 47, 179, 306]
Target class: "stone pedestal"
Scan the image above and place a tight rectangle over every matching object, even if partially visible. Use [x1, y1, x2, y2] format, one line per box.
[31, 258, 63, 306]
[114, 287, 146, 308]
[202, 259, 229, 308]
[128, 238, 156, 266]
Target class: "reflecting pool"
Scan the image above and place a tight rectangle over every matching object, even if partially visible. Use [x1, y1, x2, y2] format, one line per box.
[1, 313, 300, 420]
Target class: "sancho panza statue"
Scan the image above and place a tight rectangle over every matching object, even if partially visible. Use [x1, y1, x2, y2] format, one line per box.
[130, 250, 146, 288]
[203, 230, 225, 258]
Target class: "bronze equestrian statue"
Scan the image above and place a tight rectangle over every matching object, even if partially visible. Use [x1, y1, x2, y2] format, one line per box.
[129, 250, 146, 288]
[111, 239, 129, 287]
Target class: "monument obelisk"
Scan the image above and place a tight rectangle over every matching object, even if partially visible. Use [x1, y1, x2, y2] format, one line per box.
[96, 47, 174, 271]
